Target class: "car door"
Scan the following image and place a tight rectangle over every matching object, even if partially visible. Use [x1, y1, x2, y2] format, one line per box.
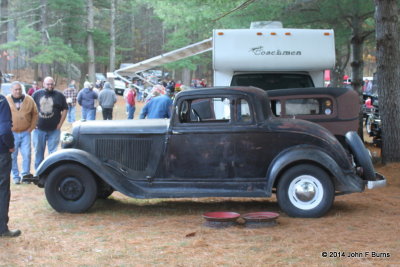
[165, 96, 235, 179]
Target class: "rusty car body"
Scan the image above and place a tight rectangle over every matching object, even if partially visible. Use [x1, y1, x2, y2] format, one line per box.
[268, 87, 360, 145]
[32, 86, 386, 218]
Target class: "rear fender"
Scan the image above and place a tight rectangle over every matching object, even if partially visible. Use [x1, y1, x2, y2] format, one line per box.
[265, 145, 363, 195]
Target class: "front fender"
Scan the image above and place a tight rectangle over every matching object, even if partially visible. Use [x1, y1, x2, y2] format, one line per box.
[35, 148, 146, 197]
[265, 145, 364, 195]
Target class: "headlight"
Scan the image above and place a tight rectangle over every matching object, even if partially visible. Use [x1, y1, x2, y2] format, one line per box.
[61, 132, 74, 148]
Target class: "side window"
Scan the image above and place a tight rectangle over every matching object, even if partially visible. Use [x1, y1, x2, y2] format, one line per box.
[270, 100, 281, 116]
[237, 98, 252, 123]
[178, 97, 231, 123]
[285, 98, 333, 116]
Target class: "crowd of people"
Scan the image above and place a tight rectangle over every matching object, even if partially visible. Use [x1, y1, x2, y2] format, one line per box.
[0, 74, 201, 237]
[0, 72, 209, 237]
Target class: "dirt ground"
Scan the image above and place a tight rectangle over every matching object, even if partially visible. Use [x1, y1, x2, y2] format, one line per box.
[1, 94, 399, 266]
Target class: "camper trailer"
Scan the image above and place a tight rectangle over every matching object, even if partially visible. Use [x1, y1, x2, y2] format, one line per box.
[115, 22, 335, 90]
[212, 26, 335, 89]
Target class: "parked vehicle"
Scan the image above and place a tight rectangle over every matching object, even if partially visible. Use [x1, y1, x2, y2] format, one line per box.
[268, 87, 359, 146]
[95, 73, 107, 82]
[365, 97, 382, 147]
[30, 87, 385, 218]
[1, 73, 14, 83]
[0, 83, 26, 96]
[95, 72, 128, 95]
[114, 77, 128, 96]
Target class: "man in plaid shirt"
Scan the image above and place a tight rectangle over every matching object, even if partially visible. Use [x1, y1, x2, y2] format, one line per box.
[63, 81, 78, 123]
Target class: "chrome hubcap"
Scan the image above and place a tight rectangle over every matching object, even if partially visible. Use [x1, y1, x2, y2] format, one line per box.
[288, 175, 324, 210]
[294, 182, 316, 202]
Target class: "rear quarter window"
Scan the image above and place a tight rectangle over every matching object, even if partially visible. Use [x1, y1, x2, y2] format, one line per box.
[272, 97, 334, 117]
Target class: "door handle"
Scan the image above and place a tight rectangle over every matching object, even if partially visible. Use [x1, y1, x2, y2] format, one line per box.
[172, 131, 182, 135]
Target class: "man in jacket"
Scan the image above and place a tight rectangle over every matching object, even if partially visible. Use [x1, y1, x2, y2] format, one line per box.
[0, 92, 21, 237]
[139, 88, 172, 119]
[77, 81, 98, 121]
[6, 82, 38, 184]
[98, 82, 117, 120]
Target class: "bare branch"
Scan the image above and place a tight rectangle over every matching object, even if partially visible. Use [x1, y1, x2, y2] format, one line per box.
[213, 0, 258, 22]
[11, 5, 45, 18]
[359, 11, 375, 20]
[361, 29, 375, 40]
[46, 18, 64, 29]
[0, 12, 41, 25]
[24, 20, 41, 28]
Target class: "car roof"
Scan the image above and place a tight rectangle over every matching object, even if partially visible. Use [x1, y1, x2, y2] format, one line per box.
[267, 87, 354, 98]
[177, 86, 268, 99]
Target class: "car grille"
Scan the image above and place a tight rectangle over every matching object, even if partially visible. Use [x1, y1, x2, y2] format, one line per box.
[95, 138, 153, 171]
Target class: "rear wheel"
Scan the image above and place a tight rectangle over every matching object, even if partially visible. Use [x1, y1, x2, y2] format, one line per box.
[45, 164, 98, 213]
[277, 164, 334, 218]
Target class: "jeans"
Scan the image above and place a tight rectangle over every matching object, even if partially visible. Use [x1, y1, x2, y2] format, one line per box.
[11, 131, 31, 181]
[137, 92, 143, 102]
[128, 105, 136, 119]
[102, 108, 113, 120]
[0, 152, 11, 233]
[67, 105, 76, 123]
[33, 129, 60, 170]
[82, 107, 96, 121]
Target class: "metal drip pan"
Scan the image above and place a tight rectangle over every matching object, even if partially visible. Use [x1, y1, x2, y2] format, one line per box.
[203, 212, 240, 228]
[242, 212, 279, 228]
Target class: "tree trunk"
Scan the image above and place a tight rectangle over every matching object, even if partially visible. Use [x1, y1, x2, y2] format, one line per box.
[109, 0, 116, 72]
[40, 0, 50, 77]
[87, 0, 95, 83]
[0, 0, 8, 73]
[33, 63, 39, 82]
[330, 67, 344, 88]
[350, 15, 364, 94]
[374, 0, 400, 163]
[182, 68, 190, 86]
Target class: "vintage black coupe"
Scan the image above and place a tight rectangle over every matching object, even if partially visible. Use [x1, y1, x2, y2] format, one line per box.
[33, 87, 386, 217]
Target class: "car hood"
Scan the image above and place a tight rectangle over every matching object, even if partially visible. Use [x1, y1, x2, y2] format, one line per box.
[73, 119, 170, 135]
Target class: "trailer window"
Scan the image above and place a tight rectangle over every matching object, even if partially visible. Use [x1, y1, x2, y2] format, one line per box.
[231, 73, 314, 91]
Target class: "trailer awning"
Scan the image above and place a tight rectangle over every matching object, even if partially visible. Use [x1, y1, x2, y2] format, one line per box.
[115, 38, 212, 76]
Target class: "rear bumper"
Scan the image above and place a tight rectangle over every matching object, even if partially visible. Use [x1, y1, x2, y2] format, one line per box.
[366, 172, 386, 189]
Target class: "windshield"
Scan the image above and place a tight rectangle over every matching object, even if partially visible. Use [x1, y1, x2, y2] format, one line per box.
[231, 73, 314, 91]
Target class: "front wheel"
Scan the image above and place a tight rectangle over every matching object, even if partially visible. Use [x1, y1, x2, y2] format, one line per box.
[45, 164, 98, 213]
[277, 164, 334, 218]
